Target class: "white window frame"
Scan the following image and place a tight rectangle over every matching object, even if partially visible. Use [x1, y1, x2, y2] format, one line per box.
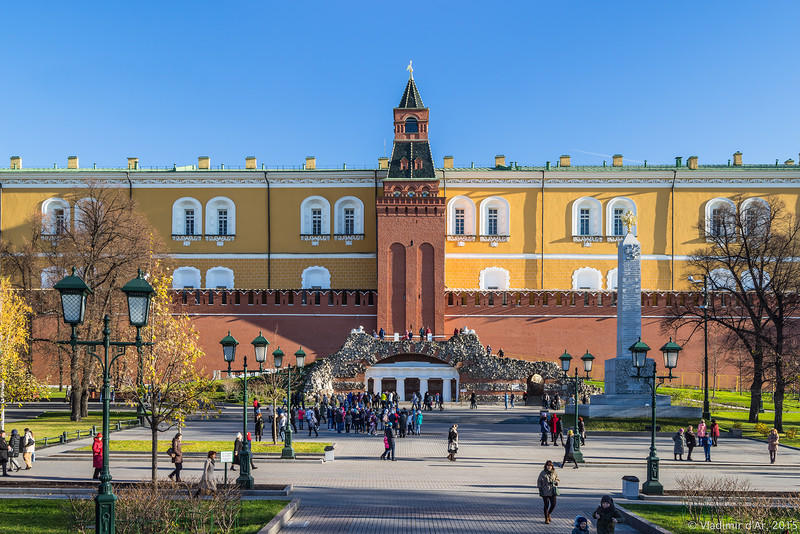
[172, 267, 201, 289]
[479, 197, 510, 237]
[572, 267, 603, 290]
[172, 197, 203, 236]
[205, 197, 236, 236]
[41, 197, 71, 235]
[740, 197, 769, 235]
[605, 197, 637, 236]
[571, 197, 602, 237]
[704, 198, 736, 238]
[479, 267, 510, 290]
[447, 196, 476, 236]
[301, 196, 331, 236]
[607, 268, 618, 290]
[205, 266, 234, 289]
[301, 266, 331, 289]
[333, 196, 364, 235]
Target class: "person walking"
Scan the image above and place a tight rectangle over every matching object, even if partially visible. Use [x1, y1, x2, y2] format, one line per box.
[672, 428, 685, 461]
[470, 392, 477, 409]
[768, 428, 779, 464]
[21, 428, 34, 469]
[415, 410, 423, 435]
[0, 430, 10, 477]
[685, 426, 697, 461]
[307, 410, 319, 437]
[8, 429, 22, 472]
[386, 423, 396, 461]
[196, 451, 217, 496]
[504, 392, 509, 410]
[167, 432, 183, 481]
[578, 417, 586, 446]
[702, 431, 712, 462]
[380, 425, 392, 460]
[232, 432, 243, 471]
[91, 433, 103, 479]
[447, 424, 459, 461]
[593, 495, 623, 534]
[510, 393, 515, 408]
[539, 414, 550, 446]
[697, 419, 707, 441]
[561, 429, 579, 469]
[254, 413, 264, 442]
[552, 413, 564, 446]
[536, 460, 559, 524]
[710, 419, 720, 447]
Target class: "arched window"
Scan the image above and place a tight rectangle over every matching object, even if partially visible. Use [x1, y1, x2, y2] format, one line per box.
[301, 266, 331, 289]
[206, 267, 234, 289]
[334, 196, 364, 235]
[606, 197, 637, 236]
[400, 157, 409, 170]
[740, 197, 769, 236]
[405, 117, 418, 133]
[172, 197, 203, 236]
[607, 268, 618, 290]
[447, 196, 477, 236]
[41, 197, 70, 235]
[709, 268, 736, 290]
[74, 197, 101, 232]
[572, 267, 602, 290]
[206, 197, 236, 236]
[41, 266, 63, 289]
[300, 196, 331, 236]
[172, 267, 201, 289]
[572, 197, 602, 237]
[704, 198, 736, 238]
[479, 267, 510, 290]
[479, 197, 510, 237]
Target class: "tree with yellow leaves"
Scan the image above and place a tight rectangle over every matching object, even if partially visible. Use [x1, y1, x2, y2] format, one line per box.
[133, 269, 215, 482]
[0, 277, 45, 429]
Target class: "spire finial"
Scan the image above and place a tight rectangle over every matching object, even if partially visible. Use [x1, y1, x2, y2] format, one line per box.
[406, 60, 413, 79]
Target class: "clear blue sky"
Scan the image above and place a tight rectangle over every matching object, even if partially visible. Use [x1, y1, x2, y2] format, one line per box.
[3, 2, 799, 169]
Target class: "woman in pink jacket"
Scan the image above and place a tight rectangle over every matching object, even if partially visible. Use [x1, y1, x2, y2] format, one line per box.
[91, 433, 103, 480]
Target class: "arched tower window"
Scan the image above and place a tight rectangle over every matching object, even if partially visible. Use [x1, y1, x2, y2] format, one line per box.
[405, 117, 418, 133]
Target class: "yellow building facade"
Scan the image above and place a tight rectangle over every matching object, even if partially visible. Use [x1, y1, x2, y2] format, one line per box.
[2, 155, 799, 293]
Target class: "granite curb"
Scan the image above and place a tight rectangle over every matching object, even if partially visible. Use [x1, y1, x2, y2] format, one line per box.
[258, 498, 300, 534]
[617, 505, 673, 534]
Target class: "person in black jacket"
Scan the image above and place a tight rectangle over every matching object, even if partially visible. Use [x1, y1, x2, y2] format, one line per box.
[385, 423, 396, 461]
[8, 429, 21, 472]
[231, 432, 242, 471]
[0, 430, 10, 476]
[561, 429, 579, 469]
[592, 495, 623, 534]
[684, 426, 697, 461]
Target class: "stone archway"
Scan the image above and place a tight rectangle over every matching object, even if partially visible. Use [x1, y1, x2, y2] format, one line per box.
[526, 374, 545, 405]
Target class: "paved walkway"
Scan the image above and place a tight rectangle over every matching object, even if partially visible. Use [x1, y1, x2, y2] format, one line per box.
[11, 405, 800, 533]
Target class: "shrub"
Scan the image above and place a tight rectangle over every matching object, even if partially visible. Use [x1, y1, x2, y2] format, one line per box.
[786, 428, 798, 440]
[732, 421, 743, 430]
[754, 422, 770, 436]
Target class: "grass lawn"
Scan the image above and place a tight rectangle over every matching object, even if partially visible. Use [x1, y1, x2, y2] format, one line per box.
[0, 498, 285, 534]
[624, 503, 800, 534]
[75, 440, 330, 454]
[8, 411, 139, 442]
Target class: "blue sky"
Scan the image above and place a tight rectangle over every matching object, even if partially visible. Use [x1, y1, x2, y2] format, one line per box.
[3, 2, 799, 169]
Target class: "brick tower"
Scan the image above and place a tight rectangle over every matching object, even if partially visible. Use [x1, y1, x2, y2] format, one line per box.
[377, 67, 445, 337]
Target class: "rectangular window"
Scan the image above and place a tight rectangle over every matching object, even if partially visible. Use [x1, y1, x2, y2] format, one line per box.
[54, 209, 66, 234]
[184, 209, 195, 235]
[488, 208, 498, 235]
[579, 208, 590, 236]
[312, 208, 322, 235]
[217, 209, 228, 235]
[613, 208, 624, 236]
[454, 208, 465, 235]
[344, 208, 355, 234]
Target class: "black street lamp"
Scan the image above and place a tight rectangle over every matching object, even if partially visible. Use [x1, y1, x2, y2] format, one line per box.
[558, 349, 594, 463]
[121, 269, 155, 425]
[689, 275, 712, 421]
[630, 337, 682, 495]
[220, 331, 267, 490]
[273, 346, 305, 459]
[55, 268, 154, 534]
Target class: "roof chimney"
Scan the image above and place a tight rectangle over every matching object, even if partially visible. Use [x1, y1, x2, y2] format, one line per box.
[127, 157, 139, 170]
[785, 159, 795, 166]
[443, 155, 454, 169]
[733, 151, 742, 166]
[305, 156, 316, 170]
[612, 154, 623, 167]
[687, 156, 698, 170]
[378, 157, 389, 170]
[494, 154, 506, 168]
[10, 156, 21, 169]
[559, 154, 571, 168]
[198, 156, 210, 170]
[68, 156, 79, 169]
[245, 156, 257, 170]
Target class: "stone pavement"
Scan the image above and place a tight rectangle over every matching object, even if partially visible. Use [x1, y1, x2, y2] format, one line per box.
[13, 404, 800, 533]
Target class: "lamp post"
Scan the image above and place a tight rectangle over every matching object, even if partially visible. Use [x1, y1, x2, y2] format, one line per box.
[54, 268, 154, 534]
[121, 269, 155, 424]
[558, 350, 594, 463]
[630, 337, 682, 495]
[689, 275, 712, 421]
[273, 346, 305, 459]
[220, 331, 269, 489]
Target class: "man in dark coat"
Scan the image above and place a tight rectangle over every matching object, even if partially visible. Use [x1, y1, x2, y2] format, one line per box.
[8, 430, 22, 471]
[385, 423, 396, 461]
[561, 430, 579, 469]
[399, 410, 408, 438]
[0, 431, 9, 476]
[232, 432, 243, 471]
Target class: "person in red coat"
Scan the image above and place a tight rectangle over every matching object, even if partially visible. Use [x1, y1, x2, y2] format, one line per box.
[92, 434, 103, 479]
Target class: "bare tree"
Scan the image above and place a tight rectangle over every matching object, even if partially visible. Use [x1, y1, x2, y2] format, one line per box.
[664, 196, 800, 429]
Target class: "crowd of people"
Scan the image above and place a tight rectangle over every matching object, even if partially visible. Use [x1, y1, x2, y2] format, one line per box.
[0, 428, 35, 476]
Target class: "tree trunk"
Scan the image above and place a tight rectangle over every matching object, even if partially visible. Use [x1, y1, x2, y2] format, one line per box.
[80, 387, 89, 418]
[773, 355, 785, 433]
[151, 421, 159, 483]
[748, 349, 764, 423]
